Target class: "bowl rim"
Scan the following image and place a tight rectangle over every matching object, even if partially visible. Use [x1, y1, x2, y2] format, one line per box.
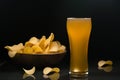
[16, 51, 66, 56]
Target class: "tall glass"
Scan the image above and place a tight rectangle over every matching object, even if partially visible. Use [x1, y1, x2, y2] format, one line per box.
[66, 18, 92, 77]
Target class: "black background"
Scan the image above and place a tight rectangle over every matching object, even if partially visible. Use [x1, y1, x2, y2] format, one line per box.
[0, 0, 120, 64]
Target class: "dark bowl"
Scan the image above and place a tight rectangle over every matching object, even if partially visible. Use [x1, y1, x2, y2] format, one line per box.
[10, 52, 66, 67]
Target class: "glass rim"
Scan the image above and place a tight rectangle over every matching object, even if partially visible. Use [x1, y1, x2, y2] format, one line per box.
[67, 17, 91, 20]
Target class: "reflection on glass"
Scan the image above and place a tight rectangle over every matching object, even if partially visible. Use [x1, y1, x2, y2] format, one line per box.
[70, 76, 88, 80]
[22, 73, 36, 80]
[98, 66, 113, 72]
[43, 72, 60, 80]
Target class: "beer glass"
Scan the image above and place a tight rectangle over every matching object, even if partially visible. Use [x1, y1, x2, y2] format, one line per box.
[66, 18, 92, 77]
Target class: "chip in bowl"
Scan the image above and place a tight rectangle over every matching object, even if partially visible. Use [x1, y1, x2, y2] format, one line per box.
[5, 33, 66, 58]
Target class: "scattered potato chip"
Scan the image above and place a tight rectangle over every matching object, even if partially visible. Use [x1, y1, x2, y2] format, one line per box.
[43, 67, 53, 75]
[98, 65, 113, 72]
[23, 66, 36, 75]
[98, 60, 113, 67]
[98, 60, 106, 67]
[43, 67, 60, 80]
[98, 60, 113, 72]
[52, 67, 60, 73]
[105, 60, 113, 65]
[43, 67, 60, 75]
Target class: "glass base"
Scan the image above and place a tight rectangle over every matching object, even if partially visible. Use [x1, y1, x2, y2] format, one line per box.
[69, 71, 88, 78]
[70, 77, 88, 80]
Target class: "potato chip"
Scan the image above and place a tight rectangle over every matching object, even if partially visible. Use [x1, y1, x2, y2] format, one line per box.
[48, 33, 54, 42]
[5, 43, 24, 57]
[23, 46, 34, 54]
[28, 37, 39, 45]
[17, 49, 23, 53]
[23, 66, 36, 75]
[98, 60, 113, 67]
[49, 42, 59, 52]
[44, 46, 50, 53]
[43, 67, 53, 75]
[24, 41, 33, 47]
[55, 41, 61, 47]
[5, 43, 24, 51]
[98, 60, 106, 67]
[8, 51, 17, 58]
[32, 45, 43, 53]
[52, 67, 60, 73]
[43, 67, 60, 75]
[44, 33, 54, 48]
[58, 45, 66, 52]
[38, 36, 46, 50]
[105, 60, 113, 65]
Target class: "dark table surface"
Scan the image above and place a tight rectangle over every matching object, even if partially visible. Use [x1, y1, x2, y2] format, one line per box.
[0, 53, 120, 80]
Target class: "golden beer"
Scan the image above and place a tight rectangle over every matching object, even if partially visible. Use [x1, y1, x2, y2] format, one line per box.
[67, 18, 92, 77]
